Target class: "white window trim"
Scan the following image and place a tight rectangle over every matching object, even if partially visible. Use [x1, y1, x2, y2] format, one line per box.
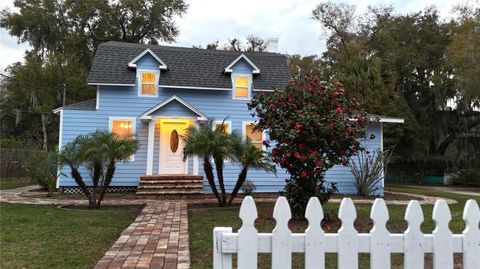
[213, 120, 232, 134]
[137, 69, 160, 97]
[109, 116, 137, 161]
[242, 121, 265, 150]
[232, 74, 253, 100]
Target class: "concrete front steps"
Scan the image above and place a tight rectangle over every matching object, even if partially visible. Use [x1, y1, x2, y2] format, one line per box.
[135, 175, 204, 199]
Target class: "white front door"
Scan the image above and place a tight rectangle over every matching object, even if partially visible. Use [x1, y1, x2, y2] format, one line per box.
[159, 120, 190, 174]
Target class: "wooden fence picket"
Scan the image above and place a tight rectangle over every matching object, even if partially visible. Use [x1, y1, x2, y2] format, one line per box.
[404, 200, 424, 269]
[213, 197, 477, 269]
[238, 196, 258, 269]
[304, 197, 325, 269]
[272, 197, 292, 269]
[370, 198, 391, 269]
[432, 199, 453, 269]
[338, 198, 359, 269]
[462, 199, 480, 269]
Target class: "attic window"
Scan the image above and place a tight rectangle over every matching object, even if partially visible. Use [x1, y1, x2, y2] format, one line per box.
[138, 70, 158, 97]
[233, 75, 251, 100]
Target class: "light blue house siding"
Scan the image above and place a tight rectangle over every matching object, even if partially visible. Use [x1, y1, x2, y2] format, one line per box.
[58, 54, 383, 194]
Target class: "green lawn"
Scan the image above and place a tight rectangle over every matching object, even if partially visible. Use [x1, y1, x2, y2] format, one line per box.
[188, 186, 479, 269]
[0, 177, 34, 190]
[0, 203, 139, 269]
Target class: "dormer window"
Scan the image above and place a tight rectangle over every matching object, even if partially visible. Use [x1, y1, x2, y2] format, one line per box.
[233, 74, 251, 100]
[138, 70, 159, 97]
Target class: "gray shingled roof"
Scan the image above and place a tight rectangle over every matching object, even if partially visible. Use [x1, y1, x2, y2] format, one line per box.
[87, 41, 290, 90]
[64, 99, 96, 110]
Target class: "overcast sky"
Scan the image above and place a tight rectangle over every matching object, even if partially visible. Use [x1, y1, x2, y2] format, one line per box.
[0, 0, 476, 71]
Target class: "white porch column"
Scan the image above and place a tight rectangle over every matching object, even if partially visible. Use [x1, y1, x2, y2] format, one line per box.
[193, 121, 200, 175]
[146, 120, 155, 175]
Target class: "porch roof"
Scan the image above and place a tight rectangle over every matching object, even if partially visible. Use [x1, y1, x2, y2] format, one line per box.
[139, 95, 208, 121]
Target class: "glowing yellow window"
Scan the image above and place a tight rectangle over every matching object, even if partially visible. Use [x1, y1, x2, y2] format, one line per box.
[111, 120, 134, 139]
[141, 72, 156, 95]
[235, 76, 249, 98]
[245, 123, 263, 149]
[214, 122, 231, 133]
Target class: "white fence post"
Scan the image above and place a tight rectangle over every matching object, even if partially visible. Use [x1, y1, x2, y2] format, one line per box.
[213, 227, 232, 269]
[432, 199, 453, 269]
[338, 198, 359, 269]
[272, 197, 292, 269]
[238, 196, 258, 269]
[462, 199, 480, 269]
[305, 197, 325, 269]
[370, 198, 391, 269]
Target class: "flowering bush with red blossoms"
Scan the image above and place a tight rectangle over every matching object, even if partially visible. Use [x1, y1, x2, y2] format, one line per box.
[248, 77, 368, 216]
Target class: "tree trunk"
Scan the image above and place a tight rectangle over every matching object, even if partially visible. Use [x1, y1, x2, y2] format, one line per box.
[203, 157, 222, 205]
[70, 167, 94, 208]
[214, 157, 227, 205]
[40, 113, 49, 152]
[96, 162, 115, 208]
[228, 167, 248, 205]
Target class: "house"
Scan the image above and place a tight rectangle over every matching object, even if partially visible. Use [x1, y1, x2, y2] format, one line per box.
[54, 41, 403, 197]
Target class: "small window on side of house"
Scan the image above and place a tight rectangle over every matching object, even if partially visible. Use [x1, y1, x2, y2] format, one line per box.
[110, 118, 136, 160]
[213, 121, 232, 134]
[245, 123, 263, 150]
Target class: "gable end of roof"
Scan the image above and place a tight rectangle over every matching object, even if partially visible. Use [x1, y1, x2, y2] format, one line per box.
[128, 48, 168, 70]
[224, 54, 260, 74]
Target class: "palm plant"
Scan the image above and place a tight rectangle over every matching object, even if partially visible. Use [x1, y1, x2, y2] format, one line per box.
[59, 130, 138, 208]
[228, 138, 276, 205]
[183, 119, 275, 206]
[183, 119, 226, 205]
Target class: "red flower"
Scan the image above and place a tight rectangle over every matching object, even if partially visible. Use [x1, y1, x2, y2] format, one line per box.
[359, 116, 365, 124]
[306, 86, 313, 93]
[336, 106, 343, 113]
[311, 151, 318, 157]
[288, 98, 293, 103]
[314, 160, 322, 167]
[339, 149, 345, 156]
[294, 152, 300, 158]
[341, 160, 347, 166]
[335, 82, 342, 86]
[295, 124, 302, 130]
[300, 170, 307, 177]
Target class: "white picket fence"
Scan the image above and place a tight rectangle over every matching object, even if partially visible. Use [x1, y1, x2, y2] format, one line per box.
[213, 196, 480, 269]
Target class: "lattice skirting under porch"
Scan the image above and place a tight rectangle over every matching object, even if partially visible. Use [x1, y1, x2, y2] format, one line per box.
[61, 186, 137, 195]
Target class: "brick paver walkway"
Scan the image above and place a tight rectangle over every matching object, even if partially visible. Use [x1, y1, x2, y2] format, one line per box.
[94, 201, 190, 269]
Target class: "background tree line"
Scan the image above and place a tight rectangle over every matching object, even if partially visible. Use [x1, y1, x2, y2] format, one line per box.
[308, 2, 480, 178]
[1, 0, 478, 179]
[201, 3, 479, 178]
[0, 0, 188, 151]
